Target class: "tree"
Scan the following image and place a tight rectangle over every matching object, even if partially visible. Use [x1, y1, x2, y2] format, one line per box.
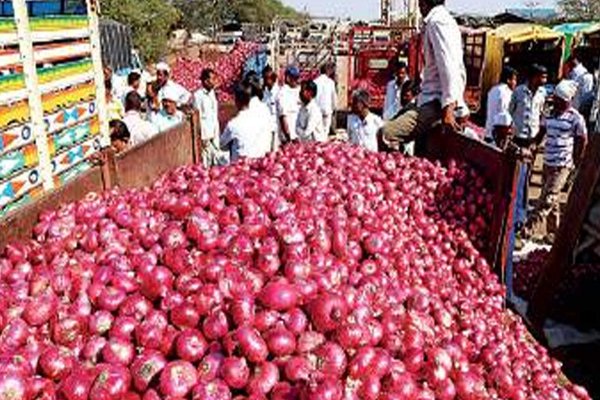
[100, 0, 180, 63]
[173, 0, 303, 32]
[172, 0, 233, 34]
[559, 0, 600, 21]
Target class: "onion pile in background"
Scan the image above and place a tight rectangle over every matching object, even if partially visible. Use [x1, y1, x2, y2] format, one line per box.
[172, 42, 259, 102]
[514, 250, 600, 331]
[0, 143, 591, 399]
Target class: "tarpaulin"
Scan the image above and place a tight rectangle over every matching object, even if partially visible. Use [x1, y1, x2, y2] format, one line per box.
[491, 23, 563, 45]
[554, 23, 600, 60]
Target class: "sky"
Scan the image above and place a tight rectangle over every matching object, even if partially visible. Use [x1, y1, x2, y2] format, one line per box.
[283, 0, 557, 19]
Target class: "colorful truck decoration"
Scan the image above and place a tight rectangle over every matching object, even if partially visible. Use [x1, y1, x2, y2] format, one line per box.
[0, 1, 109, 218]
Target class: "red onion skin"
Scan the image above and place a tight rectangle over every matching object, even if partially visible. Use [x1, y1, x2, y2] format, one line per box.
[247, 362, 279, 395]
[265, 328, 296, 357]
[39, 346, 74, 381]
[175, 330, 208, 363]
[58, 369, 96, 400]
[191, 379, 232, 400]
[308, 294, 348, 332]
[159, 361, 198, 398]
[258, 282, 299, 311]
[236, 327, 269, 363]
[220, 357, 250, 390]
[197, 352, 224, 383]
[130, 351, 167, 392]
[89, 364, 132, 400]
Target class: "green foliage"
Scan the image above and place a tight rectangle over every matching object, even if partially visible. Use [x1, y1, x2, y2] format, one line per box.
[173, 0, 303, 32]
[559, 0, 600, 21]
[100, 0, 180, 63]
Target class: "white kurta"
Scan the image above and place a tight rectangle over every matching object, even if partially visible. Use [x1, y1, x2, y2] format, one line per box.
[348, 112, 383, 152]
[296, 100, 326, 142]
[276, 84, 302, 141]
[221, 108, 270, 162]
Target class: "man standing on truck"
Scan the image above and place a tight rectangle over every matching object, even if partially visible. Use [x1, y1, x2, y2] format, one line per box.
[485, 66, 518, 142]
[155, 62, 191, 109]
[524, 80, 588, 243]
[314, 62, 338, 137]
[380, 0, 466, 154]
[383, 60, 409, 121]
[194, 68, 220, 167]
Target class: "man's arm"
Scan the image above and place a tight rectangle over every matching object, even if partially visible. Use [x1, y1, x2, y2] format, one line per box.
[574, 116, 589, 167]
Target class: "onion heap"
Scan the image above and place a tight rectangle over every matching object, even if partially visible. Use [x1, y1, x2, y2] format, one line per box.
[0, 143, 591, 399]
[172, 42, 259, 102]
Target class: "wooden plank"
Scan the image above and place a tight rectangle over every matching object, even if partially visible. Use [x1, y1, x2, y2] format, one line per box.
[112, 121, 194, 189]
[528, 133, 600, 329]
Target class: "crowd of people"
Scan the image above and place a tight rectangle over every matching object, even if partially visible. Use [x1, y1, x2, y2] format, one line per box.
[103, 0, 597, 248]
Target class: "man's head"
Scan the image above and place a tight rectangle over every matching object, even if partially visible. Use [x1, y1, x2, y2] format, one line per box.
[156, 62, 171, 87]
[161, 86, 179, 115]
[553, 80, 577, 113]
[394, 60, 408, 84]
[244, 74, 264, 101]
[125, 91, 143, 113]
[492, 112, 514, 149]
[321, 62, 336, 79]
[262, 65, 278, 90]
[201, 68, 217, 92]
[300, 80, 318, 105]
[400, 80, 419, 107]
[234, 83, 252, 111]
[500, 66, 518, 90]
[351, 89, 371, 117]
[285, 66, 301, 87]
[128, 71, 142, 90]
[528, 64, 548, 90]
[419, 0, 444, 17]
[110, 120, 130, 153]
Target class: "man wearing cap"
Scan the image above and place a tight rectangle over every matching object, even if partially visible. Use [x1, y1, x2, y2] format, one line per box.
[314, 62, 338, 137]
[381, 0, 466, 154]
[509, 64, 548, 228]
[383, 60, 410, 121]
[276, 66, 302, 146]
[149, 85, 185, 133]
[454, 105, 483, 140]
[155, 62, 192, 109]
[524, 80, 588, 242]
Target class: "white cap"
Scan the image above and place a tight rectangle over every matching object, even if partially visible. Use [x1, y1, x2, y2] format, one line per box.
[156, 62, 171, 74]
[454, 104, 470, 119]
[162, 86, 179, 102]
[554, 80, 577, 102]
[493, 112, 513, 128]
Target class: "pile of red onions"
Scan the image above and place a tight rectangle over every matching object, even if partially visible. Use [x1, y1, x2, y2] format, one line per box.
[0, 143, 591, 399]
[514, 250, 600, 330]
[172, 41, 259, 102]
[351, 79, 386, 109]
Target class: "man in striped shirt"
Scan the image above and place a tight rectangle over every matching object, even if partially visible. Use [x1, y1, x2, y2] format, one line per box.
[524, 80, 588, 242]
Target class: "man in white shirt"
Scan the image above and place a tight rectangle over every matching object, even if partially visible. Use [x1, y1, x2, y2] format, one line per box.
[246, 74, 277, 154]
[155, 62, 192, 109]
[566, 54, 595, 115]
[314, 62, 338, 137]
[381, 0, 466, 154]
[194, 68, 221, 167]
[383, 60, 409, 121]
[262, 65, 281, 143]
[297, 80, 326, 142]
[276, 66, 302, 146]
[149, 86, 185, 133]
[123, 91, 158, 146]
[221, 83, 269, 162]
[348, 89, 384, 152]
[485, 66, 518, 141]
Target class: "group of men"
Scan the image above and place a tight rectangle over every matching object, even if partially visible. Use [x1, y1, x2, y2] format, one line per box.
[104, 0, 595, 245]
